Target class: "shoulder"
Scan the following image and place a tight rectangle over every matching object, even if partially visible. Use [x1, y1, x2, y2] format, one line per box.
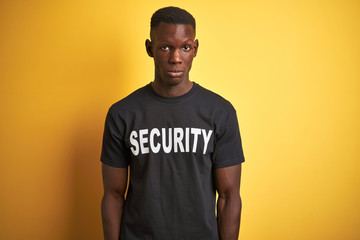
[108, 84, 150, 115]
[195, 83, 236, 113]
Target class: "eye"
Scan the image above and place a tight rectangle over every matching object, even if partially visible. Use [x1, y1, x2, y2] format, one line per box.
[183, 45, 191, 51]
[161, 46, 169, 51]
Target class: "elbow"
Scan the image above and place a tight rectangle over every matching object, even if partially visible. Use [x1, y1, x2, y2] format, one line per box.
[218, 190, 241, 202]
[103, 190, 125, 200]
[217, 191, 242, 215]
[101, 191, 126, 216]
[102, 189, 126, 207]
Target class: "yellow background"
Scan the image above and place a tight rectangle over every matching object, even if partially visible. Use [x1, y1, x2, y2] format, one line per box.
[1, 0, 359, 239]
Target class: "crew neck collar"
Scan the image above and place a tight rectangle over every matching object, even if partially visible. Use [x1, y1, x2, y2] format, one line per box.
[147, 82, 199, 103]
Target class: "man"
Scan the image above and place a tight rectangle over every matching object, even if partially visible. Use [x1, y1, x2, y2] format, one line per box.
[101, 6, 245, 240]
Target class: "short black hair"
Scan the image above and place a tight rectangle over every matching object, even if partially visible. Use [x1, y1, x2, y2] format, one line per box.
[150, 6, 196, 33]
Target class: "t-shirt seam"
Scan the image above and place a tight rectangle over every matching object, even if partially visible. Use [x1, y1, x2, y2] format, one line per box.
[147, 82, 199, 104]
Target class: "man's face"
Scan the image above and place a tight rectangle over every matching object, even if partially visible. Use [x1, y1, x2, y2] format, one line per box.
[146, 22, 198, 87]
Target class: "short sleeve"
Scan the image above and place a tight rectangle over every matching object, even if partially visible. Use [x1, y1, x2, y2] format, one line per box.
[100, 108, 130, 168]
[212, 106, 245, 168]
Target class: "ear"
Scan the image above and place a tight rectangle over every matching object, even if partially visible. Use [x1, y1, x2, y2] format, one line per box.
[194, 39, 199, 57]
[145, 39, 154, 58]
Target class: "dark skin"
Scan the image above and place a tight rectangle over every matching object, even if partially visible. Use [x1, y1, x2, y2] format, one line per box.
[146, 22, 198, 97]
[101, 22, 242, 240]
[101, 165, 127, 240]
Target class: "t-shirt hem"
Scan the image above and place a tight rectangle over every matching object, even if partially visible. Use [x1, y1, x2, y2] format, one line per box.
[213, 157, 245, 168]
[101, 158, 128, 168]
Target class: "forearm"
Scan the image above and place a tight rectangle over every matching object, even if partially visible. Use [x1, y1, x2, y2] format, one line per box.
[101, 193, 125, 240]
[217, 194, 242, 240]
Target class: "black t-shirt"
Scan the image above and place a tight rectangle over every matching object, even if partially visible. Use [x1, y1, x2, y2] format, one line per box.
[101, 82, 245, 240]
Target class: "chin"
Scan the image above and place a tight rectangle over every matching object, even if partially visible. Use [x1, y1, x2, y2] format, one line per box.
[170, 80, 190, 87]
[162, 77, 187, 86]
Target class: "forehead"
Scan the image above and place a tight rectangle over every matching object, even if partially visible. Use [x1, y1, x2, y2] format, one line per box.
[151, 22, 195, 42]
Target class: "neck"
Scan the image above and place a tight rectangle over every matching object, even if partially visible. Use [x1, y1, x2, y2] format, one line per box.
[151, 80, 193, 97]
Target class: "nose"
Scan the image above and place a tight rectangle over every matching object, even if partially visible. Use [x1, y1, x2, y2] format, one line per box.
[169, 49, 182, 64]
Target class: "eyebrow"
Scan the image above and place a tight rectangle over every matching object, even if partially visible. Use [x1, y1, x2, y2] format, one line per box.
[156, 39, 194, 44]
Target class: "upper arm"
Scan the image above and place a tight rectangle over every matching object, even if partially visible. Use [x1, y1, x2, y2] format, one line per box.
[214, 164, 242, 197]
[102, 163, 128, 196]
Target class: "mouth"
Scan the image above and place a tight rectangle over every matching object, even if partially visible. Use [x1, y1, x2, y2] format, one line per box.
[167, 70, 184, 78]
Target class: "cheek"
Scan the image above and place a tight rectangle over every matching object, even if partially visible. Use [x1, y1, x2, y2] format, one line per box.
[183, 54, 195, 65]
[154, 54, 169, 65]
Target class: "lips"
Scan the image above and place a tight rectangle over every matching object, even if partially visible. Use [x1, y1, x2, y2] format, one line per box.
[167, 70, 184, 78]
